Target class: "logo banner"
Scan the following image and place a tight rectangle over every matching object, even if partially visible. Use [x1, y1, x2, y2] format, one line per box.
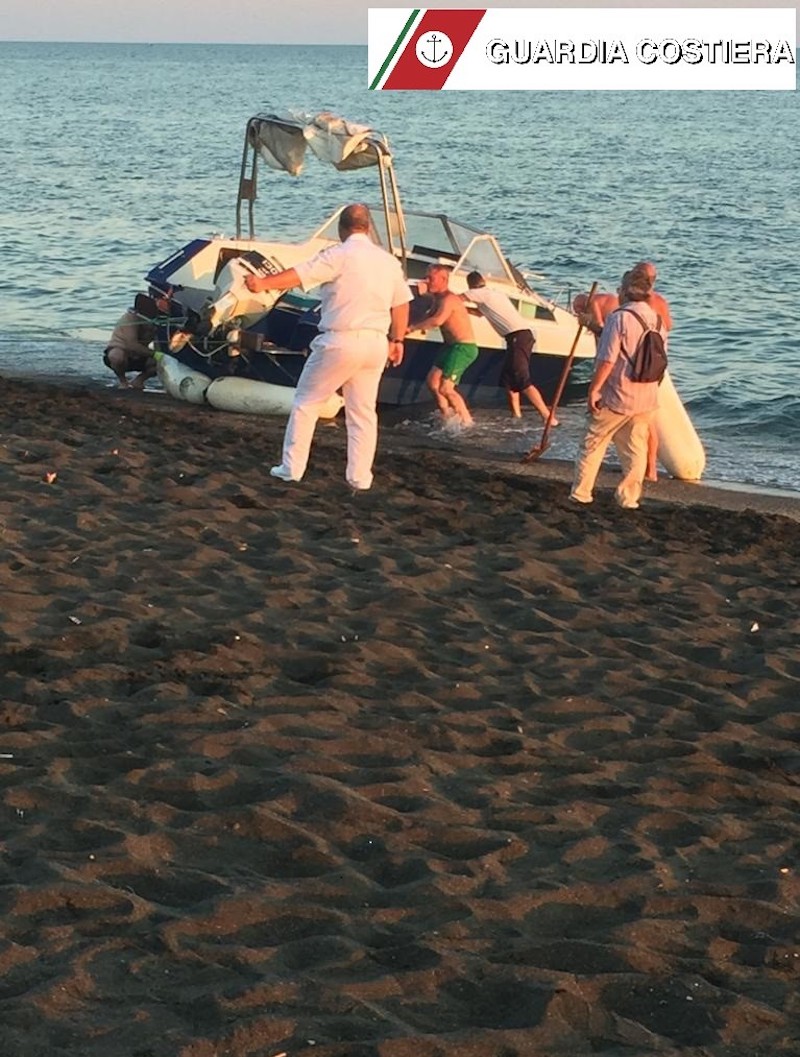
[368, 8, 797, 90]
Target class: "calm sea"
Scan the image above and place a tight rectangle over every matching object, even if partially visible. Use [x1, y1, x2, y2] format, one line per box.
[1, 42, 798, 490]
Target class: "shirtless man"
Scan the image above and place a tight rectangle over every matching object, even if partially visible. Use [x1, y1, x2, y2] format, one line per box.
[103, 290, 171, 389]
[573, 265, 672, 335]
[572, 290, 620, 339]
[636, 261, 673, 330]
[412, 264, 478, 426]
[574, 263, 673, 480]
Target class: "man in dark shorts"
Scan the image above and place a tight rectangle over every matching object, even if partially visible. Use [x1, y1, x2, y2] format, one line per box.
[411, 264, 478, 426]
[465, 271, 555, 421]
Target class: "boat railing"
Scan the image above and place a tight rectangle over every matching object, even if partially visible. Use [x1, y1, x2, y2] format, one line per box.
[516, 268, 575, 312]
[236, 117, 260, 242]
[234, 112, 410, 274]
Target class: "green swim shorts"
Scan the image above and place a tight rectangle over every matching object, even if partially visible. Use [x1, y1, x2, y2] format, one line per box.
[435, 342, 479, 383]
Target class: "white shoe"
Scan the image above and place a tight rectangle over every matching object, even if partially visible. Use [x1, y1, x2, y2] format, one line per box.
[270, 465, 300, 483]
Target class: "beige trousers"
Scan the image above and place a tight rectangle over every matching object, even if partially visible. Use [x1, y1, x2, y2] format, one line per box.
[571, 407, 655, 508]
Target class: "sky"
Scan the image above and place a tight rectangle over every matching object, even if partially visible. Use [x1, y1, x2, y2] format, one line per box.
[2, 0, 796, 47]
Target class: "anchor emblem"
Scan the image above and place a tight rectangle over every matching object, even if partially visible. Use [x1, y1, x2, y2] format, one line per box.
[416, 31, 454, 69]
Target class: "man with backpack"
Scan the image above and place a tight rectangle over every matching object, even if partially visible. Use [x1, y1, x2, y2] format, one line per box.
[570, 264, 667, 510]
[573, 261, 672, 481]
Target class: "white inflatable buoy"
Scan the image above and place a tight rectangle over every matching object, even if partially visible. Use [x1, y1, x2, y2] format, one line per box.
[205, 376, 343, 419]
[655, 370, 706, 481]
[155, 352, 212, 404]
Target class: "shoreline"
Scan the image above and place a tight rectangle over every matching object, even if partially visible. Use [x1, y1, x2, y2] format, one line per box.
[5, 370, 800, 521]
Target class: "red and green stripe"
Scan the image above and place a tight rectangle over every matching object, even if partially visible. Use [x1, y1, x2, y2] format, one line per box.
[371, 9, 487, 90]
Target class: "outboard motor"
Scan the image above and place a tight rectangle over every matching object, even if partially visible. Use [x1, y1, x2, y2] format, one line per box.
[208, 252, 285, 329]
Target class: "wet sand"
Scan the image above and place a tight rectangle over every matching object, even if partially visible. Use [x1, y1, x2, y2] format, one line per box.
[1, 376, 799, 1057]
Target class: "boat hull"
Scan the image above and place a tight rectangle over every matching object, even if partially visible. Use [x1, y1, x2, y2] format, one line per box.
[159, 332, 588, 409]
[147, 232, 597, 410]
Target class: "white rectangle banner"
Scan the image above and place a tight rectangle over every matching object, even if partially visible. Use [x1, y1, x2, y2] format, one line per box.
[368, 8, 797, 90]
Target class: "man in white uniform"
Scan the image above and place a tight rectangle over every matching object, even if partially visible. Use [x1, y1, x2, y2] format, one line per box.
[245, 204, 411, 490]
[464, 272, 554, 421]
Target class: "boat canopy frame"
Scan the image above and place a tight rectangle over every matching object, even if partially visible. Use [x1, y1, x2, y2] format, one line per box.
[236, 110, 409, 269]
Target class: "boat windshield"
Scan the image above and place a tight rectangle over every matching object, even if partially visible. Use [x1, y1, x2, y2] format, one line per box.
[312, 207, 516, 283]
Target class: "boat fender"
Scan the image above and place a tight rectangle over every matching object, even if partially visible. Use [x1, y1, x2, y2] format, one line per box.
[155, 352, 212, 405]
[205, 376, 343, 419]
[654, 370, 706, 481]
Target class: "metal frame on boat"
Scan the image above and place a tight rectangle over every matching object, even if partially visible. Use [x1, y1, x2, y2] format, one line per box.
[142, 110, 596, 411]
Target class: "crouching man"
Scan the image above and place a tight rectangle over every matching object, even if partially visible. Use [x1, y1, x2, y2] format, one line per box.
[103, 291, 171, 389]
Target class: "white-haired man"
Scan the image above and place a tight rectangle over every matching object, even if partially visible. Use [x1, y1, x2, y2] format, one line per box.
[570, 265, 665, 509]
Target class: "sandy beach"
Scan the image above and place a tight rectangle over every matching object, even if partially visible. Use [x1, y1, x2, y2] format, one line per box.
[1, 375, 799, 1057]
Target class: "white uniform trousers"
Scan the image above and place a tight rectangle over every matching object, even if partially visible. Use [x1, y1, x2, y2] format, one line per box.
[281, 329, 387, 489]
[571, 407, 655, 509]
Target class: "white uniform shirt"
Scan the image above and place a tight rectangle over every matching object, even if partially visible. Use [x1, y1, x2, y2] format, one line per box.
[294, 232, 412, 334]
[467, 286, 533, 338]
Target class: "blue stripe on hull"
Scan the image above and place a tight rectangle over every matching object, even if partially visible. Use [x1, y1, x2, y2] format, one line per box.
[160, 336, 589, 407]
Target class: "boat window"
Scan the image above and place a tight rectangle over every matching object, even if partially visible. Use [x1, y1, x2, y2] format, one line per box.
[454, 234, 513, 283]
[312, 207, 492, 264]
[312, 207, 395, 251]
[410, 244, 460, 262]
[446, 219, 487, 255]
[385, 213, 455, 256]
[313, 210, 342, 242]
[310, 208, 548, 305]
[513, 298, 555, 322]
[406, 258, 434, 280]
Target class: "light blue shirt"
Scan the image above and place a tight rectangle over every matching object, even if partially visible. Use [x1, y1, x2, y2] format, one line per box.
[597, 299, 663, 415]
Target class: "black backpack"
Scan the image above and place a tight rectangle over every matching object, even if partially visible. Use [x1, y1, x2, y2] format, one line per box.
[620, 308, 668, 383]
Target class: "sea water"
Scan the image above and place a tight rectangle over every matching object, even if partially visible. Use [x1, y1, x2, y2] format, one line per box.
[1, 42, 798, 491]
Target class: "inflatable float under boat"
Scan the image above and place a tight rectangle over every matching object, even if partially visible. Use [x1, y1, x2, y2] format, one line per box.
[155, 352, 343, 420]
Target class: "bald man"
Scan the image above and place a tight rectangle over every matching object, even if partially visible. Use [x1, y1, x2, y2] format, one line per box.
[574, 263, 672, 336]
[412, 264, 478, 426]
[245, 204, 411, 490]
[572, 290, 620, 338]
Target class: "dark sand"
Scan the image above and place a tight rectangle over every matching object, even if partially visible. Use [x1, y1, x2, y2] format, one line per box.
[1, 376, 799, 1057]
